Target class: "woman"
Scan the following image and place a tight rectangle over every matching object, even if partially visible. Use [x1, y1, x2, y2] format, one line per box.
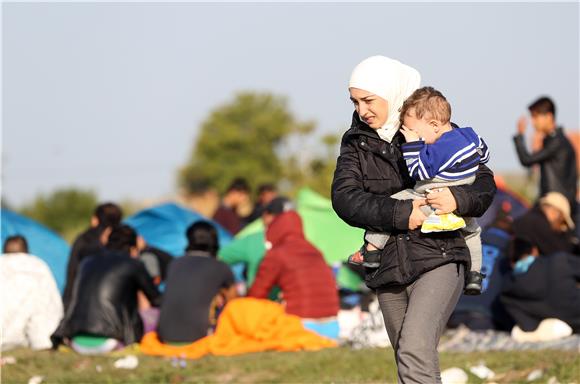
[331, 56, 496, 383]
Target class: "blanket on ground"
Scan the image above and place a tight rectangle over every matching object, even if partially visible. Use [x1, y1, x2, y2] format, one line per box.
[440, 326, 580, 352]
[140, 298, 337, 359]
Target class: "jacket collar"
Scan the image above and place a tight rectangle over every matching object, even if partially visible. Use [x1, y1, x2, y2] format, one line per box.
[345, 111, 408, 146]
[346, 112, 379, 139]
[185, 250, 213, 258]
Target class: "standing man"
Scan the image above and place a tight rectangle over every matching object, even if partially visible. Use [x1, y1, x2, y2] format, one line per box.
[513, 96, 578, 217]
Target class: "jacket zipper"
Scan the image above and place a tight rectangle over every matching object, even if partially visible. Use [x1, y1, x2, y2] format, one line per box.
[397, 234, 410, 280]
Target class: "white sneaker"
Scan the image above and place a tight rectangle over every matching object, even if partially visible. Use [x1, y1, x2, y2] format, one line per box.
[511, 318, 572, 343]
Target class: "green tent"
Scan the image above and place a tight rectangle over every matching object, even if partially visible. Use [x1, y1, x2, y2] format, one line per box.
[219, 188, 364, 290]
[296, 188, 364, 264]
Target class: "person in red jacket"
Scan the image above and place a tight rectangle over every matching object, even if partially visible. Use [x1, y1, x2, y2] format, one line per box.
[248, 207, 340, 339]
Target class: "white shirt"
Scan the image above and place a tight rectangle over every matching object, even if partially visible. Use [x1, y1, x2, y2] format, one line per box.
[0, 252, 64, 350]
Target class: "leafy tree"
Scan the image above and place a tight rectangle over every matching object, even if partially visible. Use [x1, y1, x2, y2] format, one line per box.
[20, 188, 98, 241]
[179, 92, 315, 194]
[284, 134, 340, 198]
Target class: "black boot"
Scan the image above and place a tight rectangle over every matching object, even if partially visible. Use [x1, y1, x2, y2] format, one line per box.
[464, 271, 485, 295]
[361, 247, 381, 269]
[347, 245, 381, 269]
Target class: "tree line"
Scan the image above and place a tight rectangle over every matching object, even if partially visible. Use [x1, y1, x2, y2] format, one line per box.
[10, 91, 341, 240]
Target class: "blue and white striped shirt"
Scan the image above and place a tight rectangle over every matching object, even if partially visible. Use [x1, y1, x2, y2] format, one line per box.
[401, 127, 490, 181]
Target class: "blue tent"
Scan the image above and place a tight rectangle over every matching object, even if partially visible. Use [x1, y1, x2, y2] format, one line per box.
[477, 182, 530, 230]
[1, 209, 70, 293]
[125, 203, 233, 257]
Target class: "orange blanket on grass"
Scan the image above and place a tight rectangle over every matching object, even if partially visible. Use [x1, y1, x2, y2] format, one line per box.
[140, 297, 337, 359]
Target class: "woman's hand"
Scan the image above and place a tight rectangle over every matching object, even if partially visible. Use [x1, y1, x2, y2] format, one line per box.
[426, 187, 457, 214]
[408, 199, 428, 230]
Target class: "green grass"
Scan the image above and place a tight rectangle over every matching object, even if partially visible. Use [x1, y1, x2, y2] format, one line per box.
[2, 347, 579, 383]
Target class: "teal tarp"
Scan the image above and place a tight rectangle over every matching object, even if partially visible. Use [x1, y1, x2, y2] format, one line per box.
[1, 209, 70, 292]
[125, 203, 233, 257]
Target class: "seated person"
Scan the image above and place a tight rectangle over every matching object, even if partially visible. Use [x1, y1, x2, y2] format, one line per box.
[51, 225, 161, 354]
[157, 221, 237, 344]
[213, 178, 251, 235]
[219, 197, 293, 287]
[248, 210, 340, 339]
[63, 202, 123, 311]
[500, 237, 580, 338]
[137, 239, 174, 334]
[512, 192, 578, 256]
[449, 207, 514, 331]
[139, 242, 173, 286]
[243, 183, 279, 225]
[1, 235, 63, 351]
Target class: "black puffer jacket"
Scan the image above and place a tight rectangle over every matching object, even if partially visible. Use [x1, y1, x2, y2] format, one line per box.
[52, 250, 161, 347]
[331, 113, 497, 289]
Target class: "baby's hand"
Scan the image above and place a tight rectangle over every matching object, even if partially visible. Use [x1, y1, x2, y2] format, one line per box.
[400, 125, 420, 142]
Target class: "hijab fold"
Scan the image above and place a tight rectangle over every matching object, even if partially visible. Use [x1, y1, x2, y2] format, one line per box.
[349, 56, 421, 142]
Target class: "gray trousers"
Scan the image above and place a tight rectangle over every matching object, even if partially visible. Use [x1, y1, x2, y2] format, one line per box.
[365, 176, 482, 272]
[377, 263, 464, 384]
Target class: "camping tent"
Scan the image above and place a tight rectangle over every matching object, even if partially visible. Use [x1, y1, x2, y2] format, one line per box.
[1, 209, 70, 292]
[477, 177, 530, 230]
[297, 188, 365, 264]
[125, 203, 233, 257]
[237, 188, 364, 263]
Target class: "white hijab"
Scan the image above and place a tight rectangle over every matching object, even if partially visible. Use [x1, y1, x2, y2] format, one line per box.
[349, 56, 421, 142]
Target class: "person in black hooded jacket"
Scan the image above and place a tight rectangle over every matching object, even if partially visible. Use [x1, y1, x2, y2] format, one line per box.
[332, 56, 496, 383]
[52, 225, 160, 353]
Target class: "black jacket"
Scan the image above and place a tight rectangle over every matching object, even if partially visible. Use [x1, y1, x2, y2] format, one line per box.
[500, 252, 580, 333]
[62, 227, 105, 311]
[513, 128, 578, 213]
[52, 250, 161, 347]
[331, 113, 497, 289]
[512, 205, 579, 257]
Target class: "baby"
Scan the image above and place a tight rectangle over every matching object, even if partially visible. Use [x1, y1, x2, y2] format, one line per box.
[349, 86, 489, 295]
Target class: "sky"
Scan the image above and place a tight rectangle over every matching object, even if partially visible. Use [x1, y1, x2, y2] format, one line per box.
[2, 2, 579, 206]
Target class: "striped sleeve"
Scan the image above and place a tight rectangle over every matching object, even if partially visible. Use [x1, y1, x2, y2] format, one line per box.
[401, 140, 436, 181]
[433, 129, 491, 181]
[477, 135, 490, 164]
[401, 130, 491, 182]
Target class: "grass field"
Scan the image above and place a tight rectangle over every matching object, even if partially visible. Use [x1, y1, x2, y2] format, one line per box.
[2, 347, 579, 383]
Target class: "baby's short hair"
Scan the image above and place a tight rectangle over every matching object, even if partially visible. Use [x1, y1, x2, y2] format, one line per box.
[400, 86, 451, 124]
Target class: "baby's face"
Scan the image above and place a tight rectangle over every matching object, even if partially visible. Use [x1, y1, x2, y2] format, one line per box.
[402, 108, 439, 144]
